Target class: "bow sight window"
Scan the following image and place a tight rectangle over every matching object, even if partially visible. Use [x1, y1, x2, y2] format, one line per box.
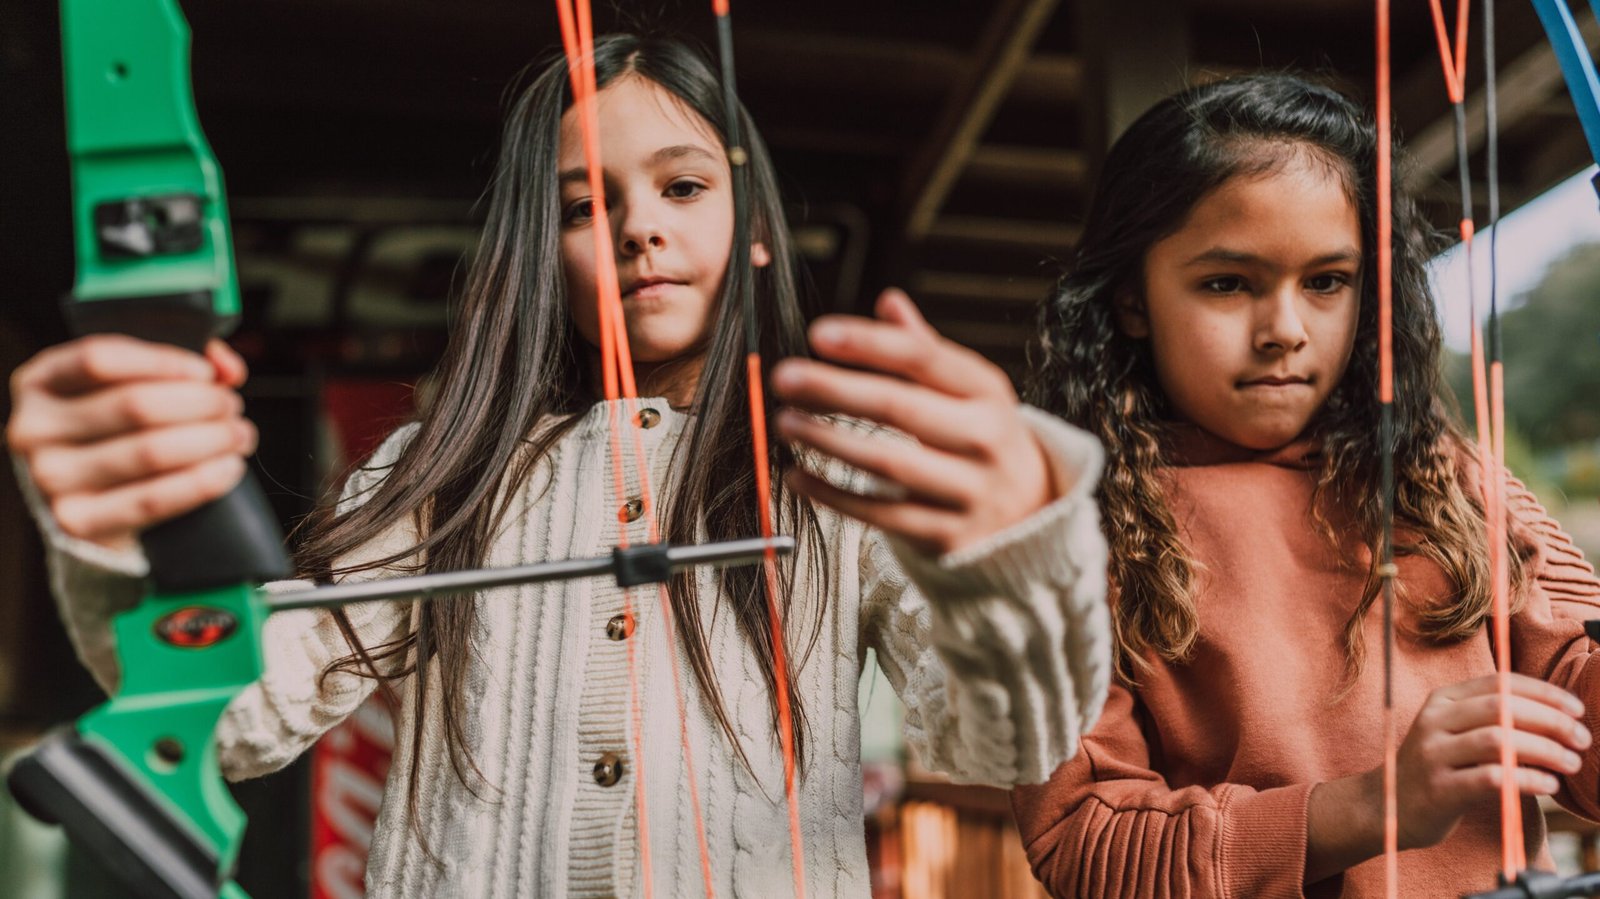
[94, 194, 203, 258]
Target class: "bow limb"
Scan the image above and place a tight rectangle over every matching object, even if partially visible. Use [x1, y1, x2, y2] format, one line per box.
[1529, 0, 1600, 203]
[8, 1, 289, 897]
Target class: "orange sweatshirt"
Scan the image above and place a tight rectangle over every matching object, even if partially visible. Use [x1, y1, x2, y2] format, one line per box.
[1012, 430, 1600, 898]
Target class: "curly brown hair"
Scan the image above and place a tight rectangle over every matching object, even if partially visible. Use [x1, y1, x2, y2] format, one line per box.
[1027, 73, 1525, 683]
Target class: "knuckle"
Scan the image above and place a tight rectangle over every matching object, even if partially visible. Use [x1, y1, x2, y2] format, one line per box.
[133, 432, 173, 473]
[878, 394, 909, 425]
[1484, 765, 1506, 790]
[961, 409, 1002, 454]
[876, 449, 910, 483]
[200, 457, 243, 497]
[904, 349, 937, 381]
[50, 498, 90, 538]
[8, 362, 34, 399]
[121, 387, 159, 426]
[133, 486, 168, 523]
[5, 416, 38, 452]
[29, 451, 71, 495]
[985, 367, 1015, 400]
[78, 337, 123, 382]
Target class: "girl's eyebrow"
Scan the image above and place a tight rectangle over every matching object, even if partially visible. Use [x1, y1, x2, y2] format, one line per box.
[649, 144, 717, 165]
[557, 145, 719, 187]
[1182, 246, 1361, 268]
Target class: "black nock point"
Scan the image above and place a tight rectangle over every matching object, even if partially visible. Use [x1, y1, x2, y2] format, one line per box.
[613, 543, 673, 588]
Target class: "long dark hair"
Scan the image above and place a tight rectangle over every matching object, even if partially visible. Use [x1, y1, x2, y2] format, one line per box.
[1027, 73, 1525, 681]
[296, 34, 826, 828]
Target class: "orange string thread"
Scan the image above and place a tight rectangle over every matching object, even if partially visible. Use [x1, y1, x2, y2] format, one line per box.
[1422, 0, 1528, 878]
[552, 6, 654, 893]
[1491, 359, 1525, 874]
[1463, 221, 1524, 882]
[714, 0, 806, 892]
[1426, 0, 1469, 102]
[1375, 3, 1399, 896]
[552, 4, 717, 895]
[746, 352, 807, 898]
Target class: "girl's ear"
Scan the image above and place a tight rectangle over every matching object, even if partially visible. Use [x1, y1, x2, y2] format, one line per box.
[1115, 288, 1151, 339]
[752, 241, 772, 268]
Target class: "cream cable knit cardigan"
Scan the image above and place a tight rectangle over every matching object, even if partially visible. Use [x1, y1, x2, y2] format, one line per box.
[28, 400, 1110, 898]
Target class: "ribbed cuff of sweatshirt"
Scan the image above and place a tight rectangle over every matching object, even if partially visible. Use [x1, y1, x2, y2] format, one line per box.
[11, 453, 149, 584]
[892, 405, 1104, 602]
[1218, 781, 1316, 898]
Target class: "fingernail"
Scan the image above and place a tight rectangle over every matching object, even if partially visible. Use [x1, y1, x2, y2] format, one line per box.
[1567, 752, 1583, 772]
[1576, 726, 1593, 749]
[771, 360, 802, 390]
[234, 421, 256, 450]
[811, 321, 843, 347]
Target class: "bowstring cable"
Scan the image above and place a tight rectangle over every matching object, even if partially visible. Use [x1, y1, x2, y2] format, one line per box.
[1424, 0, 1524, 879]
[1482, 0, 1522, 876]
[551, 6, 719, 895]
[1376, 3, 1399, 895]
[713, 2, 808, 896]
[551, 7, 653, 892]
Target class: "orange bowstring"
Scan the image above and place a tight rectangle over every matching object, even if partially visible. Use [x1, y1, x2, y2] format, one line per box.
[552, 5, 652, 893]
[1427, 0, 1470, 103]
[1423, 0, 1526, 881]
[552, 4, 718, 895]
[748, 354, 808, 899]
[1465, 224, 1525, 880]
[1376, 4, 1399, 896]
[714, 0, 807, 891]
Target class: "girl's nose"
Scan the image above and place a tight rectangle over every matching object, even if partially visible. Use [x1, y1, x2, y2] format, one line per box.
[618, 214, 666, 256]
[1255, 289, 1309, 354]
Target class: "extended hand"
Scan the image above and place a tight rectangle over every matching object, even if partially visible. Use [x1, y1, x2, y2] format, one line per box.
[6, 335, 255, 551]
[770, 289, 1063, 556]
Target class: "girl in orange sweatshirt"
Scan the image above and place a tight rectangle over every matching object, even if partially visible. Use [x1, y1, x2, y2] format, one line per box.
[1013, 73, 1600, 898]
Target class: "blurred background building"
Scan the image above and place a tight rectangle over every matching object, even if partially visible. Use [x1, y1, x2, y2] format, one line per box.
[5, 1, 1600, 896]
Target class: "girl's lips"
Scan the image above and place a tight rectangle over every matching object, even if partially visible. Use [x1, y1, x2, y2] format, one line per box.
[1240, 376, 1311, 387]
[623, 280, 687, 300]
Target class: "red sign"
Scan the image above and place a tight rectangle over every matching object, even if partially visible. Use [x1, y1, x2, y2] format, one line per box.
[310, 378, 414, 899]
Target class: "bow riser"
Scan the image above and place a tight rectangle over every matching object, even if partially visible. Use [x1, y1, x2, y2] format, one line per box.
[61, 0, 238, 335]
[6, 2, 288, 897]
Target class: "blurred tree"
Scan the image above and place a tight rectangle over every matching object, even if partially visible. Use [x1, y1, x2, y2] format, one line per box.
[1493, 243, 1600, 447]
[1441, 242, 1600, 500]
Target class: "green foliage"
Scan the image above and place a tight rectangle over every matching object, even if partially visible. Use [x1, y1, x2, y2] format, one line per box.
[1440, 241, 1600, 499]
[1494, 243, 1600, 446]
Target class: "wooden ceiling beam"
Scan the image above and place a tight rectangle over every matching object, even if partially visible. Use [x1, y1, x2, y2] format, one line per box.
[924, 215, 1080, 251]
[1402, 8, 1600, 190]
[966, 145, 1089, 189]
[911, 271, 1056, 304]
[736, 28, 1082, 102]
[899, 0, 1064, 242]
